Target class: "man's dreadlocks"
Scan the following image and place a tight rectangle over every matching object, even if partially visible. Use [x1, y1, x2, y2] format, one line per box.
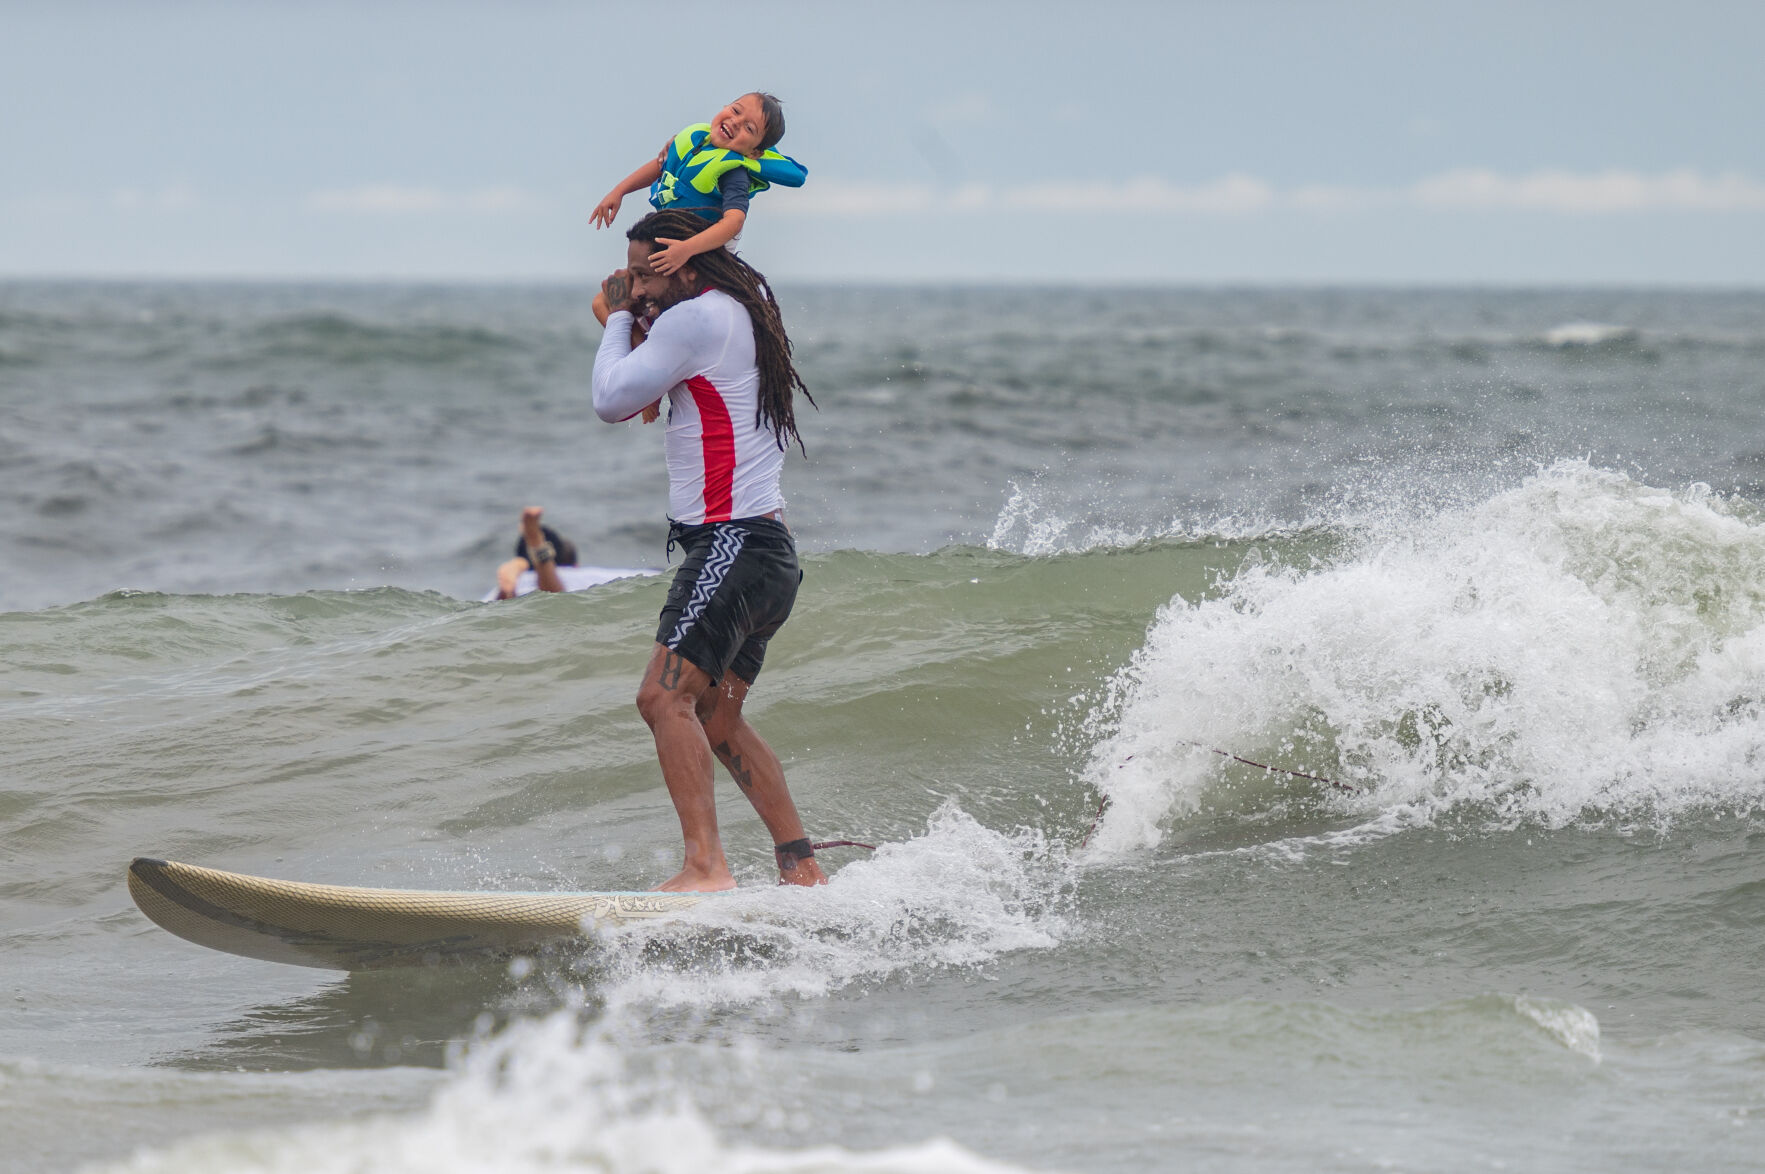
[627, 210, 816, 454]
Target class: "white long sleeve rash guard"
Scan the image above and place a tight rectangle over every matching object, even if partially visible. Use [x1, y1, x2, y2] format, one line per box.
[592, 290, 786, 525]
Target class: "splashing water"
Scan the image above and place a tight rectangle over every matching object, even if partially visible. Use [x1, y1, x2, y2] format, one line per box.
[97, 1017, 1043, 1174]
[1081, 460, 1765, 853]
[987, 479, 1162, 557]
[1515, 995, 1603, 1063]
[591, 804, 1070, 1019]
[97, 806, 1070, 1174]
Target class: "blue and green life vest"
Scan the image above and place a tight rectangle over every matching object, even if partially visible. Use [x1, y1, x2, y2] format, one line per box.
[648, 123, 807, 217]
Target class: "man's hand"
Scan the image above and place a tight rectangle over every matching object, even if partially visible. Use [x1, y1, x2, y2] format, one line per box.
[590, 192, 622, 229]
[601, 268, 637, 314]
[649, 238, 696, 276]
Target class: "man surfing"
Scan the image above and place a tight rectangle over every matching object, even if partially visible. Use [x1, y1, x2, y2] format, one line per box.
[591, 209, 825, 892]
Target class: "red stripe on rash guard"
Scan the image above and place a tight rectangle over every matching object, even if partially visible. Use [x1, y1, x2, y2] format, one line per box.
[688, 375, 735, 522]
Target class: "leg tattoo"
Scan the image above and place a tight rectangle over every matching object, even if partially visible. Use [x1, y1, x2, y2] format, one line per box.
[713, 740, 755, 790]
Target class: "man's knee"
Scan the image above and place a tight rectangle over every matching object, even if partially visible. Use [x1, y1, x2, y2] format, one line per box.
[636, 679, 695, 729]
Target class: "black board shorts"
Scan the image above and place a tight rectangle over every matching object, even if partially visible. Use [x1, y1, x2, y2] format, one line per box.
[656, 516, 800, 684]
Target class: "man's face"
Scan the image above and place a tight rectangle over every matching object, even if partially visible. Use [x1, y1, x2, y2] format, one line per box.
[625, 239, 698, 311]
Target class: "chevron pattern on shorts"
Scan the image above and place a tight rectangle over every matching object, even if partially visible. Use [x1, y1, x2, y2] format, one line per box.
[667, 526, 747, 648]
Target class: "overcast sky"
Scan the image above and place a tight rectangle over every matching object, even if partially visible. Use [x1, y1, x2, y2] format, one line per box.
[3, 0, 1761, 283]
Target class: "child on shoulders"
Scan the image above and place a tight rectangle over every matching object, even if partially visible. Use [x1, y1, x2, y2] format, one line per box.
[591, 92, 806, 274]
[591, 93, 804, 423]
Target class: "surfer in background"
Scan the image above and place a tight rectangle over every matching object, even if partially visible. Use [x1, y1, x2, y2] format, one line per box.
[591, 209, 824, 892]
[493, 506, 578, 600]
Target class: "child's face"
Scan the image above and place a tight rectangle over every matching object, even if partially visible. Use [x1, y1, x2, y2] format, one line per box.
[706, 94, 768, 156]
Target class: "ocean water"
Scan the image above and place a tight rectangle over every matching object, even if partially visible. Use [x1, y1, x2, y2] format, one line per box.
[2, 282, 1764, 1172]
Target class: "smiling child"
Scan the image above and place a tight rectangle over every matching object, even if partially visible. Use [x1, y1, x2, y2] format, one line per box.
[591, 92, 807, 275]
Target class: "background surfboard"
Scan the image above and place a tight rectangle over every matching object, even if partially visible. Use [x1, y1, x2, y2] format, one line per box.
[481, 565, 655, 601]
[127, 857, 703, 970]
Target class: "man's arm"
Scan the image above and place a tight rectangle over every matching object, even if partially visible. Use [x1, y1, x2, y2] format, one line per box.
[592, 275, 705, 422]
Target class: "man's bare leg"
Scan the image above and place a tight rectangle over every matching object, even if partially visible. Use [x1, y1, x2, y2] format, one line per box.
[635, 644, 736, 892]
[697, 676, 828, 887]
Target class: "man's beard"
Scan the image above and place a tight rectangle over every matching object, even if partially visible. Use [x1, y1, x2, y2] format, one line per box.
[648, 273, 699, 313]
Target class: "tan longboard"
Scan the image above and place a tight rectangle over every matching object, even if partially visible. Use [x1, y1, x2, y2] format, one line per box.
[127, 857, 704, 971]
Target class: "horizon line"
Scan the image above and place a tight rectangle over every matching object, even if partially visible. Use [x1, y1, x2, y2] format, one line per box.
[4, 272, 1763, 292]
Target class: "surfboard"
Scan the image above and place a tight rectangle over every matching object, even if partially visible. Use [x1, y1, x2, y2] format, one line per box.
[481, 565, 656, 602]
[127, 857, 704, 971]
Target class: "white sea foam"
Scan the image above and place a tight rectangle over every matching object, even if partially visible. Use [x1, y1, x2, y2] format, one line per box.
[590, 804, 1068, 1017]
[1082, 460, 1765, 853]
[987, 477, 1297, 556]
[988, 480, 1158, 555]
[1515, 995, 1603, 1063]
[1541, 321, 1638, 347]
[94, 1021, 1043, 1174]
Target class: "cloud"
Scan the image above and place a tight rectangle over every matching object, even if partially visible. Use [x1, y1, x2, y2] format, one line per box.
[305, 184, 546, 214]
[1410, 168, 1765, 212]
[777, 169, 1765, 218]
[1010, 174, 1276, 214]
[1285, 183, 1390, 212]
[787, 175, 1276, 217]
[2, 187, 199, 214]
[786, 180, 943, 216]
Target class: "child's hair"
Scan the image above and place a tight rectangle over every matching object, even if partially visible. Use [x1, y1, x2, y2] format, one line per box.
[750, 92, 786, 152]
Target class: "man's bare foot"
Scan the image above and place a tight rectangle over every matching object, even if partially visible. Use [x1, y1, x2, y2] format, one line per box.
[778, 857, 828, 887]
[654, 865, 738, 893]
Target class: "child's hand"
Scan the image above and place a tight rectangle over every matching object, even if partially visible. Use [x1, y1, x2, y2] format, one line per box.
[590, 192, 622, 229]
[649, 238, 696, 275]
[641, 401, 662, 424]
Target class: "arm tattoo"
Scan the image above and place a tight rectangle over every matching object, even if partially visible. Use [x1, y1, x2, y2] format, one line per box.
[713, 740, 755, 790]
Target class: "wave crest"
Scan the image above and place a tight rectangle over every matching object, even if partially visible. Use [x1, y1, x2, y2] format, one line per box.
[1081, 460, 1765, 852]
